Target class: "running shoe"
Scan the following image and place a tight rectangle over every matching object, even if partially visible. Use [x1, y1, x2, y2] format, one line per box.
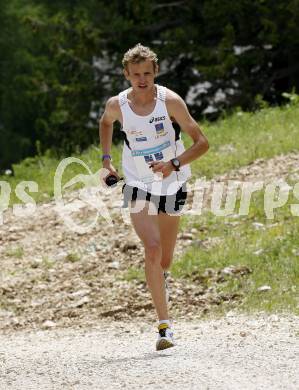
[156, 322, 175, 350]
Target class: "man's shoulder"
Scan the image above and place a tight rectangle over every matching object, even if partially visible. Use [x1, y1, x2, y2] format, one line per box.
[106, 95, 119, 106]
[100, 95, 122, 123]
[106, 87, 130, 108]
[164, 87, 184, 107]
[105, 95, 121, 113]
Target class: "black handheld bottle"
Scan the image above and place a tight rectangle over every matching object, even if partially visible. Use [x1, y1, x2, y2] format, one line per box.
[105, 175, 118, 187]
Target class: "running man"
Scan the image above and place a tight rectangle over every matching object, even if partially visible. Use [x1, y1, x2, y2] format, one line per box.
[99, 43, 209, 350]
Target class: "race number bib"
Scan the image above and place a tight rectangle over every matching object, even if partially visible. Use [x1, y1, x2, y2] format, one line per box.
[131, 141, 175, 184]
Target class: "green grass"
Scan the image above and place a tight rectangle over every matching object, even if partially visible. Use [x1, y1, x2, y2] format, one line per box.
[0, 143, 123, 207]
[173, 181, 299, 315]
[120, 266, 144, 282]
[41, 256, 56, 269]
[5, 245, 24, 258]
[65, 252, 81, 263]
[186, 104, 299, 180]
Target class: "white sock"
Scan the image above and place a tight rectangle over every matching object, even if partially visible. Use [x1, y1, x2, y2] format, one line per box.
[159, 319, 171, 327]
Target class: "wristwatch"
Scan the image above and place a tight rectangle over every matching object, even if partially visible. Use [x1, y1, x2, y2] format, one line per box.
[170, 158, 181, 171]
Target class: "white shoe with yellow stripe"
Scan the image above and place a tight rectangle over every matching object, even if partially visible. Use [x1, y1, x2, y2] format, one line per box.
[156, 323, 175, 350]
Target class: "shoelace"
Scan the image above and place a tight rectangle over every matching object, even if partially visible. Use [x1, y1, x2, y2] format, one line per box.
[158, 327, 173, 338]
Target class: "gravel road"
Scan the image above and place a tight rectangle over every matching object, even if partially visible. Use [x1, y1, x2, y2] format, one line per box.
[0, 313, 298, 390]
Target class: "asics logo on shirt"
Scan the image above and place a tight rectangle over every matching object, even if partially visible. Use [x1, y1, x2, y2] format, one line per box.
[149, 116, 166, 123]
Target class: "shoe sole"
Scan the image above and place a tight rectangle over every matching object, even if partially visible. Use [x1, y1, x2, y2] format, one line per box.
[156, 338, 175, 351]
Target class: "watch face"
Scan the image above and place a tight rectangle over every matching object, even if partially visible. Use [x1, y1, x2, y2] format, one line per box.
[171, 158, 180, 170]
[173, 158, 180, 167]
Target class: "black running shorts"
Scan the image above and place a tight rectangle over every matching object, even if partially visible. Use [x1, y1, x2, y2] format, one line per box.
[121, 182, 188, 215]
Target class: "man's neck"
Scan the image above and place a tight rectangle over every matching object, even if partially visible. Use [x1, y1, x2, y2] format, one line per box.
[130, 84, 156, 105]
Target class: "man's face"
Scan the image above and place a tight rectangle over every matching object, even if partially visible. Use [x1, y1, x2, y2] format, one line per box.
[124, 59, 158, 91]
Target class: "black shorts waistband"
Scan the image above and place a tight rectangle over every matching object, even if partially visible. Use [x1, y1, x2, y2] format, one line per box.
[121, 183, 188, 214]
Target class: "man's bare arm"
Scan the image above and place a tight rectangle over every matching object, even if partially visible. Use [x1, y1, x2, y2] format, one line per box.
[166, 89, 209, 167]
[99, 96, 121, 177]
[99, 96, 120, 157]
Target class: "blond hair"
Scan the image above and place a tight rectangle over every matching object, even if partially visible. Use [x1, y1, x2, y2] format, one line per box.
[122, 43, 158, 70]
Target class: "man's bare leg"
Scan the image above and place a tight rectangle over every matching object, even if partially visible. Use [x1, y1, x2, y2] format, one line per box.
[158, 212, 180, 270]
[129, 201, 169, 320]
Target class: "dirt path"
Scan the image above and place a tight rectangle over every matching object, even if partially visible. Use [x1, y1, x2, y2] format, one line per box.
[0, 314, 298, 390]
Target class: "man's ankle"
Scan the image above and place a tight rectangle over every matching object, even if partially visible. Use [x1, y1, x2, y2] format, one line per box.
[158, 319, 171, 327]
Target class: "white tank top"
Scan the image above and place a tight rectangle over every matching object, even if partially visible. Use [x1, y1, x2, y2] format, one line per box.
[118, 84, 192, 195]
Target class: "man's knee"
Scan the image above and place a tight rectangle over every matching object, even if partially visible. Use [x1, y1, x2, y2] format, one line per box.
[144, 241, 162, 265]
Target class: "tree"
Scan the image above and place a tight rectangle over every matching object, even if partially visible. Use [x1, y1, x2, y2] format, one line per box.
[1, 0, 299, 170]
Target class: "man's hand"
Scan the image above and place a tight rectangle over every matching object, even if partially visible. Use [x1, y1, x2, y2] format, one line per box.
[149, 161, 174, 179]
[101, 160, 120, 185]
